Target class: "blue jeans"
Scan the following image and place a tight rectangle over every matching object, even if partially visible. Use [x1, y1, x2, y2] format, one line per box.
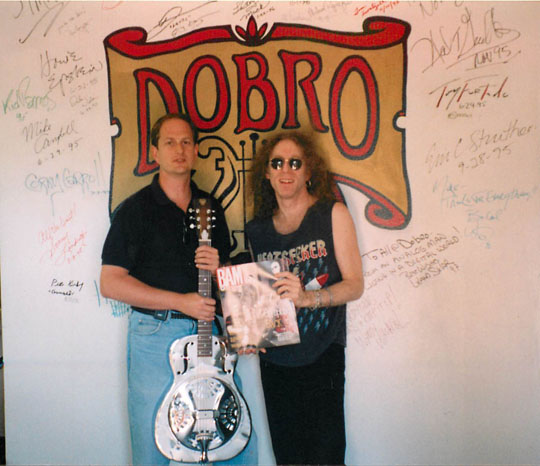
[127, 311, 258, 465]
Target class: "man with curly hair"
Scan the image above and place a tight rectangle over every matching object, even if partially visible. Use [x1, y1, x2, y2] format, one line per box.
[246, 131, 364, 465]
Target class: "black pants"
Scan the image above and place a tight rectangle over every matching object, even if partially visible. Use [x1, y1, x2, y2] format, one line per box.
[260, 344, 346, 465]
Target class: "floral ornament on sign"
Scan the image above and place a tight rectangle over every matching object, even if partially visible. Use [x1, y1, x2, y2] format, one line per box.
[235, 16, 268, 45]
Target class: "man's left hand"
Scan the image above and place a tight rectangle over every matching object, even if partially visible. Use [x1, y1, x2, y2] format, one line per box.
[195, 245, 220, 275]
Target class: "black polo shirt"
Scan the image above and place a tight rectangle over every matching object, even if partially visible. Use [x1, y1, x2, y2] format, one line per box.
[101, 174, 232, 295]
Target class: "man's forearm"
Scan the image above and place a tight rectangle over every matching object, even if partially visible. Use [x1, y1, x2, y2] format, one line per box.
[100, 265, 184, 311]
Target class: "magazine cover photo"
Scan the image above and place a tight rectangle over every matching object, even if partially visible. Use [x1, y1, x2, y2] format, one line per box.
[217, 261, 300, 350]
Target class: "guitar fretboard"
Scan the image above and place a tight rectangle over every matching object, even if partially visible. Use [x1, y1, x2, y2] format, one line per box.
[197, 238, 213, 358]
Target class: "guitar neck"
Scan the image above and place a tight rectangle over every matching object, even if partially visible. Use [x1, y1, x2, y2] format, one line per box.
[198, 238, 213, 358]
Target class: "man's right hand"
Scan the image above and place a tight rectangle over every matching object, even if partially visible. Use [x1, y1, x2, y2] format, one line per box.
[100, 265, 217, 322]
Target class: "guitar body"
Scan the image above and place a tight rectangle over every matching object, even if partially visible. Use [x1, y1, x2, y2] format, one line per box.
[154, 198, 251, 463]
[155, 334, 251, 463]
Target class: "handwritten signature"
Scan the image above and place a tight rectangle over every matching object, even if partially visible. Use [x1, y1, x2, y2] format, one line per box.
[233, 1, 275, 22]
[429, 74, 509, 111]
[40, 50, 103, 96]
[436, 175, 536, 210]
[49, 278, 84, 297]
[433, 175, 538, 247]
[147, 2, 218, 40]
[57, 5, 89, 36]
[360, 227, 462, 294]
[412, 6, 521, 72]
[13, 0, 68, 44]
[2, 76, 56, 119]
[23, 118, 78, 153]
[24, 155, 107, 214]
[414, 0, 464, 19]
[354, 1, 400, 18]
[348, 286, 408, 350]
[39, 204, 87, 266]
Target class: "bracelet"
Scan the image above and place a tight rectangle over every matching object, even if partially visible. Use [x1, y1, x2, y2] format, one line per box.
[314, 289, 321, 309]
[327, 288, 333, 307]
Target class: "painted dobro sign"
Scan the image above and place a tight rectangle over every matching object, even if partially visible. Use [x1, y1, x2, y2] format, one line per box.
[104, 16, 411, 252]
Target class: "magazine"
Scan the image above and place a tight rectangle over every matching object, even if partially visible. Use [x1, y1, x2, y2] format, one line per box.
[216, 260, 301, 350]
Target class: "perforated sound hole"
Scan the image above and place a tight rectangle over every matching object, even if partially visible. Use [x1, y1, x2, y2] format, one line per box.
[167, 379, 241, 450]
[169, 395, 194, 437]
[218, 393, 239, 433]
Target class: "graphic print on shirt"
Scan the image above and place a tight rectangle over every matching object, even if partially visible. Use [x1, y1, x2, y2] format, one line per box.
[256, 241, 331, 338]
[255, 239, 327, 268]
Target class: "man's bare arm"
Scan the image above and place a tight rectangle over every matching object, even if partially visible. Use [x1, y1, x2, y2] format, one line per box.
[327, 202, 364, 305]
[274, 202, 364, 309]
[100, 265, 216, 321]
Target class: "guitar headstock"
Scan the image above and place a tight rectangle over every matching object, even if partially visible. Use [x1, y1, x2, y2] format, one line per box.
[188, 198, 216, 243]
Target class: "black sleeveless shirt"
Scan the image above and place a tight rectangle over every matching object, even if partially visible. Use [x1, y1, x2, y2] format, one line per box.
[246, 200, 346, 367]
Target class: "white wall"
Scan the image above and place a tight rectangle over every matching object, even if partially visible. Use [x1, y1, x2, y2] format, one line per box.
[0, 2, 539, 465]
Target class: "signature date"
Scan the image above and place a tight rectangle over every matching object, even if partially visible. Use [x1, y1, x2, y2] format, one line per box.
[412, 6, 521, 72]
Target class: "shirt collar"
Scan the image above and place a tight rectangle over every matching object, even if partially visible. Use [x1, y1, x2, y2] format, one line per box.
[150, 172, 202, 207]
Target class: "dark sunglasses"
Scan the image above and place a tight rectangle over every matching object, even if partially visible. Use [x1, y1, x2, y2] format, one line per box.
[269, 157, 303, 170]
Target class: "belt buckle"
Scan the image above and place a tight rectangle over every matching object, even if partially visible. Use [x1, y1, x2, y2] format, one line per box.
[154, 310, 169, 321]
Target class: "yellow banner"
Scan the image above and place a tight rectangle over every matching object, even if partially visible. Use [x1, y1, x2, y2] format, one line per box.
[104, 16, 411, 254]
